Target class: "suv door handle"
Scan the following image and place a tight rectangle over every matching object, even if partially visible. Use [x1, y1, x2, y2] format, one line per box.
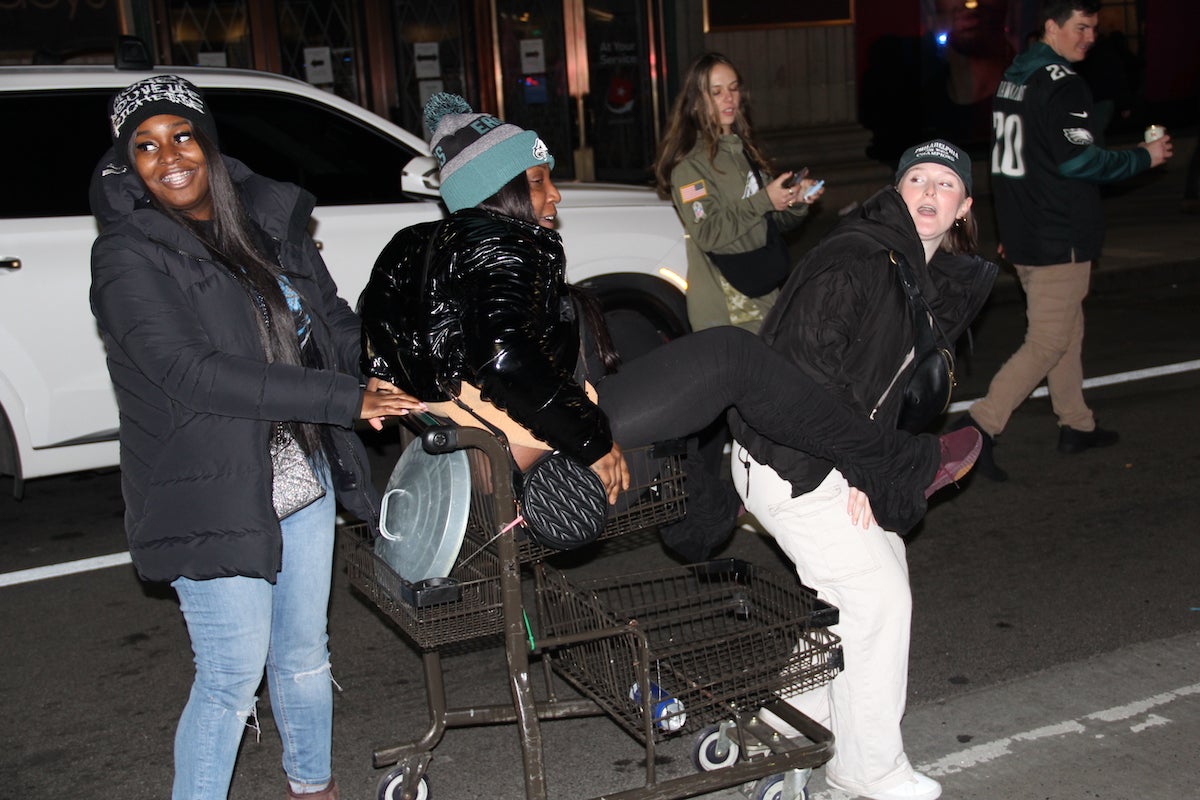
[1, 258, 21, 270]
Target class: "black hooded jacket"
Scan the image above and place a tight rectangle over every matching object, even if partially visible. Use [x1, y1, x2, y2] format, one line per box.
[89, 151, 377, 583]
[731, 186, 998, 496]
[359, 208, 612, 466]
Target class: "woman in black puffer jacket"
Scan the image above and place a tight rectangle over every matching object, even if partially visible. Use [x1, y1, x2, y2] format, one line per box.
[730, 140, 998, 800]
[360, 95, 983, 548]
[89, 76, 421, 800]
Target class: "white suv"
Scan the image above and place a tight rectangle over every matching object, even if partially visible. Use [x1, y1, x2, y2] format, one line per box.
[0, 64, 689, 495]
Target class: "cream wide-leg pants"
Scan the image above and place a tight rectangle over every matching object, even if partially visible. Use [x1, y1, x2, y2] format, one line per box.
[732, 445, 918, 797]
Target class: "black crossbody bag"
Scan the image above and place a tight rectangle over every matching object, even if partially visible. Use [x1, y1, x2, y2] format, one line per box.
[705, 153, 791, 298]
[890, 250, 957, 433]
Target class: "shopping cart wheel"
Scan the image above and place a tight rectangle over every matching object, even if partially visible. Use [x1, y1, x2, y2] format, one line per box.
[750, 770, 810, 800]
[692, 723, 739, 771]
[377, 765, 429, 800]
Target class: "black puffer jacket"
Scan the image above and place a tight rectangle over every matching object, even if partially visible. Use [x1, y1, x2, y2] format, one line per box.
[90, 150, 376, 583]
[360, 209, 611, 466]
[731, 186, 998, 496]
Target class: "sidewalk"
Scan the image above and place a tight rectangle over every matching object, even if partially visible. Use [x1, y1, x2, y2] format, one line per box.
[691, 631, 1200, 800]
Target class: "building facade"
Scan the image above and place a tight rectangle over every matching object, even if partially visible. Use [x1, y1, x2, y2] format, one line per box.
[3, 1, 1196, 181]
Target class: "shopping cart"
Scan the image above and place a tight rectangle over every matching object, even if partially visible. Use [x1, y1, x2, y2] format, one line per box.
[341, 418, 842, 800]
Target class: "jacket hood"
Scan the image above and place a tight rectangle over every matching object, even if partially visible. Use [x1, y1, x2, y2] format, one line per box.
[828, 186, 927, 271]
[1003, 41, 1065, 85]
[89, 148, 315, 249]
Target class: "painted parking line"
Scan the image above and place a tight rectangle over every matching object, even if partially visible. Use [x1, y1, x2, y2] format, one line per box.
[0, 513, 361, 588]
[5, 360, 1200, 589]
[948, 358, 1200, 414]
[0, 551, 132, 588]
[808, 681, 1200, 799]
[916, 682, 1200, 778]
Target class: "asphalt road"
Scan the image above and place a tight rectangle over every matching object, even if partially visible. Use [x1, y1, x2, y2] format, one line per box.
[3, 272, 1199, 800]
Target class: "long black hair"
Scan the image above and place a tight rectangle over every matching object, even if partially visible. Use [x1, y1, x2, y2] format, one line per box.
[131, 126, 322, 455]
[477, 170, 537, 222]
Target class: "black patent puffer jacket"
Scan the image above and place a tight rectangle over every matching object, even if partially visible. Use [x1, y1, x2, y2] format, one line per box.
[359, 209, 612, 466]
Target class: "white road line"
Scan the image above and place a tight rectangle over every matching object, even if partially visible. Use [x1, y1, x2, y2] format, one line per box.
[948, 358, 1200, 414]
[916, 682, 1200, 778]
[5, 360, 1200, 589]
[808, 681, 1200, 798]
[0, 551, 133, 588]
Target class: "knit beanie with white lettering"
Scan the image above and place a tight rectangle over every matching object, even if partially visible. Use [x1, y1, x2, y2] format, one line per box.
[109, 75, 219, 166]
[423, 93, 554, 212]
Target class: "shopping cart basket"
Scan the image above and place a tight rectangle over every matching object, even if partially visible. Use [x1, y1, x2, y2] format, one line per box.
[341, 420, 842, 800]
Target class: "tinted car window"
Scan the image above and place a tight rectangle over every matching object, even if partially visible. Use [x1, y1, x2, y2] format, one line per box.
[0, 91, 112, 218]
[205, 90, 420, 206]
[0, 87, 422, 220]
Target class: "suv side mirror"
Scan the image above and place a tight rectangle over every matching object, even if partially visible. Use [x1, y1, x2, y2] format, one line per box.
[115, 36, 154, 70]
[401, 155, 442, 198]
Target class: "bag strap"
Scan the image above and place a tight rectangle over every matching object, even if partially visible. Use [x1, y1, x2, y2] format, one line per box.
[889, 250, 952, 351]
[743, 147, 767, 191]
[418, 219, 517, 456]
[869, 250, 951, 421]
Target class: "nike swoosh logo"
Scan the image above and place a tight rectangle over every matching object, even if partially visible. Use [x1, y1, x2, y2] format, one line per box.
[1069, 111, 1089, 118]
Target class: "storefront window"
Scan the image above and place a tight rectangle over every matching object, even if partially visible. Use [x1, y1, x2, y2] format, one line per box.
[391, 0, 470, 135]
[165, 0, 254, 68]
[277, 0, 361, 102]
[584, 0, 658, 183]
[496, 0, 574, 179]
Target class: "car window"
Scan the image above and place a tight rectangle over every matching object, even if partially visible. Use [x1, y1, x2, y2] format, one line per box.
[0, 91, 112, 218]
[0, 86, 422, 220]
[205, 90, 421, 206]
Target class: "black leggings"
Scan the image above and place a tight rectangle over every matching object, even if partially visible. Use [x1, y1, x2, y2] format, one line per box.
[597, 326, 939, 528]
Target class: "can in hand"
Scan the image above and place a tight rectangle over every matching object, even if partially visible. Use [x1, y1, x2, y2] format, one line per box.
[1145, 125, 1166, 143]
[629, 680, 687, 732]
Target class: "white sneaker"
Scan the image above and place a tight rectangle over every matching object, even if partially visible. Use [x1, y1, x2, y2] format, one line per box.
[826, 772, 941, 800]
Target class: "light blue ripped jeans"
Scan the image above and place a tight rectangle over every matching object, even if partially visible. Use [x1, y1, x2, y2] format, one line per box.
[171, 466, 336, 800]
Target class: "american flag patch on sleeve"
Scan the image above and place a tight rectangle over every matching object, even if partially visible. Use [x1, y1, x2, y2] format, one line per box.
[679, 180, 708, 203]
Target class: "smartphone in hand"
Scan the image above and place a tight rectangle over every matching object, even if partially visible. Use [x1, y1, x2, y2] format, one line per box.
[785, 168, 809, 188]
[802, 179, 825, 200]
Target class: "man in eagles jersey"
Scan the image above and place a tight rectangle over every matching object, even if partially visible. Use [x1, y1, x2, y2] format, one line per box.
[952, 0, 1173, 480]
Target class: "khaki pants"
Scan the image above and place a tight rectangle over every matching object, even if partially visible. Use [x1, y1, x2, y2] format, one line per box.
[970, 260, 1096, 435]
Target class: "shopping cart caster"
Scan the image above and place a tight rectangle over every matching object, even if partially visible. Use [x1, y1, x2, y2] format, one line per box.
[692, 721, 740, 771]
[377, 765, 429, 800]
[750, 769, 811, 800]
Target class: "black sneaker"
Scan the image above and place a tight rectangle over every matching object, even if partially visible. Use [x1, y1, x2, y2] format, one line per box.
[948, 414, 1008, 482]
[1058, 425, 1119, 454]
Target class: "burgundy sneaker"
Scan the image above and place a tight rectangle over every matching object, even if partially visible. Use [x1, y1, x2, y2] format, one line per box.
[924, 427, 983, 498]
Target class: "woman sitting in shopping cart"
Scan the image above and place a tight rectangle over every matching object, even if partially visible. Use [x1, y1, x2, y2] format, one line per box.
[359, 94, 980, 547]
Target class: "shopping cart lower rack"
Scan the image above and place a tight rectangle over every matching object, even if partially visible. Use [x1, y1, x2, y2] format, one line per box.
[341, 423, 843, 800]
[535, 559, 842, 746]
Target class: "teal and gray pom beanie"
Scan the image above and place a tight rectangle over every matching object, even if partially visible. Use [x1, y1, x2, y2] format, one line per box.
[423, 93, 555, 212]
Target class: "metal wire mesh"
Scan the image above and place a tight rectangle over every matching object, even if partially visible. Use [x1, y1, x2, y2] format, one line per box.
[535, 560, 842, 744]
[341, 517, 505, 650]
[341, 433, 687, 651]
